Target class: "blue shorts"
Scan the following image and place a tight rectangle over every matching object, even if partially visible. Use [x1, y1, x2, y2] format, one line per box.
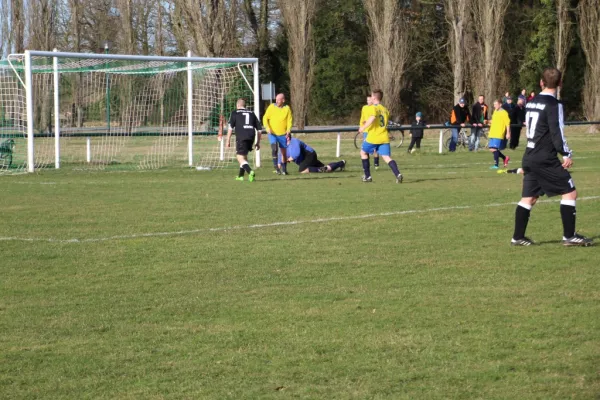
[489, 138, 507, 150]
[268, 133, 288, 148]
[362, 141, 391, 156]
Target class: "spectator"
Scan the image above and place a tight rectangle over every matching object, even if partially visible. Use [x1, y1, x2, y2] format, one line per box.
[519, 88, 527, 104]
[502, 96, 515, 113]
[509, 97, 527, 149]
[527, 91, 536, 102]
[407, 112, 429, 154]
[502, 91, 511, 104]
[449, 97, 471, 152]
[470, 95, 488, 151]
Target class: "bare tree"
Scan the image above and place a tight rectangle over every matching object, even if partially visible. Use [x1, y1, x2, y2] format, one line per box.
[242, 0, 270, 67]
[173, 0, 240, 56]
[279, 0, 318, 129]
[470, 0, 510, 103]
[578, 0, 600, 131]
[363, 0, 413, 120]
[444, 0, 470, 103]
[12, 0, 25, 53]
[555, 0, 573, 99]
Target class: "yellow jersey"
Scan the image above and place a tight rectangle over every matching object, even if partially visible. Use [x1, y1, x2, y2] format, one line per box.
[360, 105, 370, 126]
[364, 104, 390, 144]
[262, 104, 293, 136]
[488, 108, 510, 139]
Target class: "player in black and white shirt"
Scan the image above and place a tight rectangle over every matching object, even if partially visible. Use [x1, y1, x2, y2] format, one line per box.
[226, 98, 262, 182]
[511, 68, 592, 246]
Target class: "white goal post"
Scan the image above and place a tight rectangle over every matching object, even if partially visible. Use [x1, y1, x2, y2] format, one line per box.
[0, 50, 259, 174]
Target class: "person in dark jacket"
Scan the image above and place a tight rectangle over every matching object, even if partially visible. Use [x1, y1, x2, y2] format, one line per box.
[449, 98, 471, 152]
[502, 96, 515, 113]
[509, 97, 527, 149]
[470, 95, 488, 151]
[407, 112, 430, 153]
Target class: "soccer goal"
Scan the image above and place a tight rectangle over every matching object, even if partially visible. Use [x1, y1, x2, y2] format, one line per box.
[0, 50, 259, 174]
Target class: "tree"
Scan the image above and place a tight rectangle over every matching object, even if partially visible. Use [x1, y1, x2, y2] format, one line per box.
[444, 0, 470, 103]
[279, 0, 318, 129]
[555, 0, 574, 99]
[363, 0, 412, 120]
[470, 0, 510, 103]
[309, 0, 369, 123]
[173, 0, 240, 56]
[578, 0, 600, 130]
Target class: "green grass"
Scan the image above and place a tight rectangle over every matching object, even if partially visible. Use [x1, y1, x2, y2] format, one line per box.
[1, 129, 599, 399]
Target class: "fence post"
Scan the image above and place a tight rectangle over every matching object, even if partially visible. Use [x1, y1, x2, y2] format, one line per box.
[336, 132, 341, 158]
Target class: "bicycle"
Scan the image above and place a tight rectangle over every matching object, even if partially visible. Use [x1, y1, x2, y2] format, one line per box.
[353, 122, 405, 150]
[442, 126, 488, 151]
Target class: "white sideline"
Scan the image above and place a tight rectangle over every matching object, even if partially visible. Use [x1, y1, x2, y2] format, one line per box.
[1, 196, 599, 244]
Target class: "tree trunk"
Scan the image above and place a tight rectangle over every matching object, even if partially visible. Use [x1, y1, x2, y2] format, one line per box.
[445, 0, 469, 104]
[471, 0, 510, 104]
[363, 0, 413, 121]
[578, 0, 600, 132]
[555, 0, 573, 100]
[279, 0, 318, 129]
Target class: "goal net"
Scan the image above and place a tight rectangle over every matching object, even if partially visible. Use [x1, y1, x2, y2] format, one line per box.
[0, 51, 258, 174]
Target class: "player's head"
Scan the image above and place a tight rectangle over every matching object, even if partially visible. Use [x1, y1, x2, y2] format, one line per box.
[366, 95, 372, 106]
[493, 99, 502, 110]
[478, 95, 485, 104]
[540, 67, 562, 90]
[236, 98, 246, 109]
[371, 89, 383, 103]
[416, 112, 422, 120]
[275, 93, 285, 107]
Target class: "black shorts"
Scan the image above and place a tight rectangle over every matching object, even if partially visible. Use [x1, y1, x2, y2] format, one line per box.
[297, 151, 324, 172]
[522, 160, 575, 198]
[236, 138, 254, 155]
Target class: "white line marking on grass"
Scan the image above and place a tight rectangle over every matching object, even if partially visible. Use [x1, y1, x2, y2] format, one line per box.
[2, 196, 599, 244]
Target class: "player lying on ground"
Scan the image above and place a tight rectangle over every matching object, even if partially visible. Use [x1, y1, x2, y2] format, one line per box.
[510, 67, 592, 247]
[284, 137, 346, 174]
[358, 89, 403, 183]
[226, 98, 261, 182]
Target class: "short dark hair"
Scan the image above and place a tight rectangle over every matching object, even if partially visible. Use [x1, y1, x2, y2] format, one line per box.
[372, 89, 383, 101]
[542, 68, 562, 89]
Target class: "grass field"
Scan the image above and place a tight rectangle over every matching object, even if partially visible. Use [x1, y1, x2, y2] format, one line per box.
[1, 128, 599, 399]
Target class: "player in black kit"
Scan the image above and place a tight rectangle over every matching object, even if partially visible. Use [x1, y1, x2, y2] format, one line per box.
[226, 98, 262, 182]
[511, 68, 593, 247]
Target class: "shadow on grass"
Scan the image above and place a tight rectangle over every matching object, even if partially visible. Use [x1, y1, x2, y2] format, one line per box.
[257, 174, 357, 182]
[535, 234, 598, 246]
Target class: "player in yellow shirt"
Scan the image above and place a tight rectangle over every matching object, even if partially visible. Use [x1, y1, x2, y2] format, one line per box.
[263, 93, 293, 175]
[360, 96, 379, 169]
[358, 89, 403, 183]
[488, 99, 511, 169]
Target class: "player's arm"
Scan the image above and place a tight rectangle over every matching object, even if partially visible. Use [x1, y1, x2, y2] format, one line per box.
[548, 103, 573, 167]
[226, 113, 235, 147]
[253, 114, 262, 149]
[359, 116, 375, 134]
[226, 125, 233, 148]
[505, 113, 511, 139]
[286, 108, 293, 142]
[262, 106, 272, 134]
